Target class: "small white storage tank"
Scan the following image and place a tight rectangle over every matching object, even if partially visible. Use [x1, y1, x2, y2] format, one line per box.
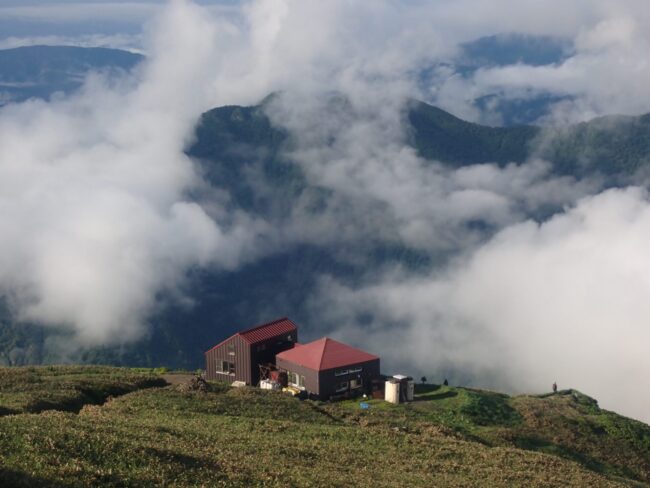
[392, 375, 414, 402]
[385, 379, 400, 404]
[406, 378, 414, 401]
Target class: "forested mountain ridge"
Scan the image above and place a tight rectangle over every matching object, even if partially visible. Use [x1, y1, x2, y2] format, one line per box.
[193, 98, 650, 181]
[3, 94, 650, 368]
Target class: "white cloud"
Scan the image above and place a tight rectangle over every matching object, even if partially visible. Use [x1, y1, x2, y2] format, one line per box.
[0, 33, 145, 52]
[262, 89, 596, 253]
[426, 2, 650, 123]
[313, 187, 650, 422]
[0, 0, 265, 345]
[0, 3, 159, 23]
[0, 1, 240, 27]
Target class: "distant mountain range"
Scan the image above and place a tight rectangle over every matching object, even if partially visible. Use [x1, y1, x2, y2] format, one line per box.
[411, 100, 650, 177]
[2, 45, 650, 369]
[0, 45, 142, 105]
[0, 37, 569, 124]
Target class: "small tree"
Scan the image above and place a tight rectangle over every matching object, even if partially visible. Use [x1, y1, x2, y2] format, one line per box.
[420, 376, 427, 384]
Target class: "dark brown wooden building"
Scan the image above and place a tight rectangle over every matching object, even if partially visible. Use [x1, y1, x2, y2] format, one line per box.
[205, 317, 298, 384]
[275, 337, 380, 400]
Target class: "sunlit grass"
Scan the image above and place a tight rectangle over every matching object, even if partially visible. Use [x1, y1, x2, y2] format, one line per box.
[0, 366, 648, 487]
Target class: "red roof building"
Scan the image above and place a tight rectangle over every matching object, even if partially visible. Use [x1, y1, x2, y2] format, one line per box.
[276, 338, 379, 370]
[276, 337, 380, 400]
[204, 317, 298, 384]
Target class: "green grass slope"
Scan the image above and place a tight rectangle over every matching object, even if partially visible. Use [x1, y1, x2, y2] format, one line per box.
[0, 366, 166, 415]
[336, 385, 650, 484]
[1, 367, 648, 487]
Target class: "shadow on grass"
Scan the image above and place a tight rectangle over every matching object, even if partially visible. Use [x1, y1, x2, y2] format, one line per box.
[24, 378, 168, 414]
[414, 384, 442, 394]
[307, 402, 343, 424]
[0, 467, 74, 487]
[145, 447, 223, 472]
[413, 391, 459, 402]
[0, 406, 19, 416]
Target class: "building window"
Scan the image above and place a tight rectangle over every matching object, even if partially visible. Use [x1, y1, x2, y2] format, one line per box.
[336, 381, 348, 392]
[288, 372, 305, 388]
[350, 378, 363, 389]
[217, 360, 235, 375]
[227, 343, 235, 356]
[336, 367, 362, 376]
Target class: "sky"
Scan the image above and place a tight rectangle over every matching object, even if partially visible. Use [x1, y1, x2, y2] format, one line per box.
[0, 0, 239, 50]
[2, 0, 650, 422]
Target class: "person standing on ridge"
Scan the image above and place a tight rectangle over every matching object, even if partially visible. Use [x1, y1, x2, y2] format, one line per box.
[553, 382, 557, 393]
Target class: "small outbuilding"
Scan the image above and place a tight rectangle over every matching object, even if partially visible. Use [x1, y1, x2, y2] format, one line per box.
[275, 337, 380, 400]
[204, 317, 298, 385]
[385, 375, 414, 404]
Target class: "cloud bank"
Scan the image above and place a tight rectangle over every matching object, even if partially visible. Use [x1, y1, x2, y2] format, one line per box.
[0, 0, 263, 344]
[311, 187, 650, 422]
[0, 34, 144, 52]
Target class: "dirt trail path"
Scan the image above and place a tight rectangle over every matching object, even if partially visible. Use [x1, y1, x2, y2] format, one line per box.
[161, 374, 196, 385]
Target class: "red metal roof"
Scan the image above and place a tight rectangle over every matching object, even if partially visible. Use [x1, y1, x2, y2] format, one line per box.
[239, 317, 297, 344]
[276, 337, 378, 371]
[205, 317, 297, 354]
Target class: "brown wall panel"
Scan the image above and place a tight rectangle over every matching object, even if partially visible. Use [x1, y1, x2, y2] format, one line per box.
[276, 357, 381, 400]
[205, 335, 252, 384]
[206, 331, 297, 385]
[275, 357, 319, 393]
[319, 359, 381, 399]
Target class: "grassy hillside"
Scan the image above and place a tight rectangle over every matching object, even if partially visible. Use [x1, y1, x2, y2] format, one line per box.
[0, 367, 648, 487]
[0, 366, 166, 415]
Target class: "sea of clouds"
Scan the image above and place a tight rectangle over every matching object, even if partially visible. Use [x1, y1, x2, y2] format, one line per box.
[2, 0, 650, 421]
